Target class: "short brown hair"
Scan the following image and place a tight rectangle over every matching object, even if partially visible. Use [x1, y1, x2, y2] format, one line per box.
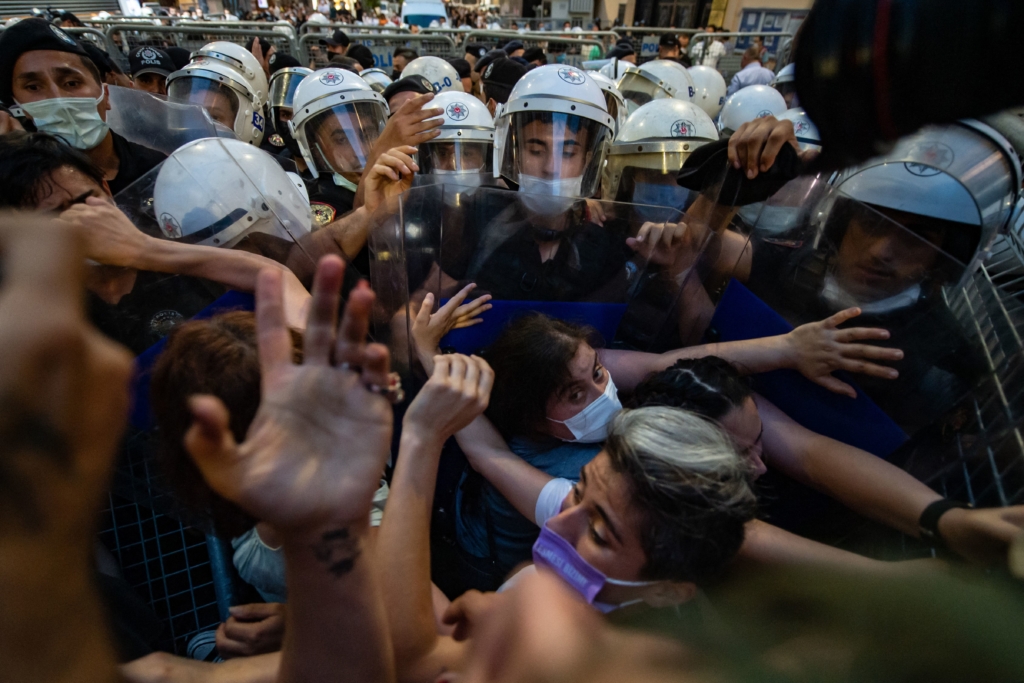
[150, 311, 302, 537]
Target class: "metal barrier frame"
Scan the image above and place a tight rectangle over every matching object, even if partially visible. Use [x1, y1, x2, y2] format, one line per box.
[64, 27, 128, 68]
[299, 31, 459, 68]
[457, 29, 606, 60]
[299, 22, 411, 35]
[689, 31, 793, 54]
[102, 23, 301, 60]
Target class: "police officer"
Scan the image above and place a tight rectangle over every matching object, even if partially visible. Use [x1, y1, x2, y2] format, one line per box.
[0, 18, 166, 194]
[128, 46, 175, 96]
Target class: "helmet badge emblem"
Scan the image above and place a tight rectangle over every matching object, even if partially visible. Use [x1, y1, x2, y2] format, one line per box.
[446, 102, 469, 121]
[319, 71, 344, 86]
[557, 67, 586, 85]
[905, 142, 955, 177]
[670, 119, 695, 137]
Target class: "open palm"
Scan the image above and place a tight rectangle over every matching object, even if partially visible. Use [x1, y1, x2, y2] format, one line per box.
[186, 257, 394, 530]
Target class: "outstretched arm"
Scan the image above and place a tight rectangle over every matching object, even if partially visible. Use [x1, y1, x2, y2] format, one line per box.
[184, 257, 396, 683]
[376, 355, 493, 683]
[61, 198, 312, 328]
[600, 307, 903, 397]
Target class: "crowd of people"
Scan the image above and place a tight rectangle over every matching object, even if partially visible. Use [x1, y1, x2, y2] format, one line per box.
[2, 8, 1024, 683]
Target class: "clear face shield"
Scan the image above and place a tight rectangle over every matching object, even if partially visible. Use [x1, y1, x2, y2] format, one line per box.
[167, 76, 241, 131]
[105, 84, 232, 155]
[304, 101, 386, 176]
[616, 70, 670, 114]
[501, 111, 610, 203]
[418, 140, 494, 175]
[366, 184, 711, 372]
[269, 70, 307, 110]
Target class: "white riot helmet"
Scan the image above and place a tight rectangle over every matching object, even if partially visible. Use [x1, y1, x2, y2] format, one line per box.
[167, 42, 269, 145]
[777, 108, 820, 151]
[771, 63, 798, 108]
[604, 99, 717, 210]
[289, 68, 389, 181]
[616, 60, 696, 115]
[400, 56, 464, 93]
[587, 71, 628, 134]
[306, 12, 330, 25]
[152, 138, 312, 248]
[718, 85, 787, 135]
[828, 120, 1022, 285]
[599, 58, 630, 82]
[687, 65, 727, 119]
[418, 92, 494, 181]
[494, 64, 615, 206]
[360, 68, 394, 94]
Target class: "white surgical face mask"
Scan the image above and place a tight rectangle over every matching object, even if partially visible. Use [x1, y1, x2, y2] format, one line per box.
[436, 170, 485, 206]
[518, 173, 584, 216]
[332, 173, 359, 192]
[18, 90, 109, 150]
[548, 375, 622, 443]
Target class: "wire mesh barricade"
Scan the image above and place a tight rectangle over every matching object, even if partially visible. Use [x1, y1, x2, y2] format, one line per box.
[300, 31, 458, 69]
[458, 30, 607, 66]
[299, 21, 411, 34]
[64, 26, 128, 69]
[103, 24, 301, 62]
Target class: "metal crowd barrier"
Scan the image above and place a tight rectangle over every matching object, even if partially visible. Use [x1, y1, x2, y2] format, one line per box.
[102, 23, 301, 62]
[300, 31, 458, 69]
[689, 31, 793, 78]
[457, 29, 606, 65]
[299, 22, 411, 35]
[63, 26, 129, 69]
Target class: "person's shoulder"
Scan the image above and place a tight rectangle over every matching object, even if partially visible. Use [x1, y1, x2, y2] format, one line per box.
[111, 130, 167, 163]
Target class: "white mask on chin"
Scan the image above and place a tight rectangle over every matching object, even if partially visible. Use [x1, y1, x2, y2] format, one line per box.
[518, 173, 583, 216]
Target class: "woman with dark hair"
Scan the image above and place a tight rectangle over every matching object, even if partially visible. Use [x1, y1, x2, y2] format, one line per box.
[411, 294, 906, 589]
[628, 356, 1024, 565]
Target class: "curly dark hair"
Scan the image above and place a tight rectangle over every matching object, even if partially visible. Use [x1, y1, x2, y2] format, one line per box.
[628, 356, 752, 420]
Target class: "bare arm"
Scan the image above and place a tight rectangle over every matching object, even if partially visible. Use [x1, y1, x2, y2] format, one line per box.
[757, 395, 940, 537]
[376, 356, 492, 683]
[454, 416, 556, 523]
[600, 307, 902, 398]
[735, 519, 889, 571]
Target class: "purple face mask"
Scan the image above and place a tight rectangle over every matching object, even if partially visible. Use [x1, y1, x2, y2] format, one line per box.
[532, 523, 654, 608]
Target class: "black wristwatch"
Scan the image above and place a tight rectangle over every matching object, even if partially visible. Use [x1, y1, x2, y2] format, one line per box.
[918, 499, 971, 546]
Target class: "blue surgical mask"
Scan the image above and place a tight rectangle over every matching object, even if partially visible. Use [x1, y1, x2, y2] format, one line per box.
[632, 181, 692, 222]
[18, 89, 109, 150]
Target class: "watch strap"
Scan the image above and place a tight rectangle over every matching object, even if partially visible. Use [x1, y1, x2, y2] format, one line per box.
[918, 499, 971, 545]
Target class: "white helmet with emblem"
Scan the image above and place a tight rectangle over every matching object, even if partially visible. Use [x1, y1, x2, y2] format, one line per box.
[717, 84, 787, 135]
[152, 137, 312, 249]
[687, 65, 727, 119]
[400, 56, 464, 93]
[167, 41, 270, 145]
[604, 98, 717, 206]
[587, 71, 628, 134]
[494, 64, 614, 204]
[418, 91, 494, 180]
[771, 63, 799, 108]
[777, 108, 820, 151]
[360, 67, 394, 94]
[828, 120, 1022, 283]
[289, 68, 389, 181]
[616, 59, 696, 115]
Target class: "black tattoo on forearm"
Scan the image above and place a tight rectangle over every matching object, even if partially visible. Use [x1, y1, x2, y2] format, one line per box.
[310, 527, 362, 577]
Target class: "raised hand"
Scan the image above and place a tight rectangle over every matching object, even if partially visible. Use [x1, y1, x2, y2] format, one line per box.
[216, 602, 287, 658]
[403, 354, 494, 446]
[784, 307, 903, 398]
[626, 220, 690, 266]
[728, 115, 798, 180]
[410, 283, 492, 373]
[59, 196, 149, 268]
[378, 92, 443, 150]
[184, 256, 395, 531]
[362, 145, 420, 215]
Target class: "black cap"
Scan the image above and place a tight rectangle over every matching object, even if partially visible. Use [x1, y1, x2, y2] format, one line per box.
[128, 45, 174, 78]
[503, 40, 525, 54]
[0, 19, 92, 104]
[447, 57, 471, 79]
[165, 46, 192, 70]
[474, 48, 506, 74]
[677, 138, 801, 206]
[607, 44, 635, 59]
[465, 43, 487, 60]
[328, 55, 361, 73]
[522, 46, 545, 64]
[346, 44, 375, 70]
[382, 75, 432, 105]
[268, 52, 302, 74]
[483, 57, 527, 88]
[658, 33, 679, 47]
[320, 29, 350, 48]
[79, 40, 122, 77]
